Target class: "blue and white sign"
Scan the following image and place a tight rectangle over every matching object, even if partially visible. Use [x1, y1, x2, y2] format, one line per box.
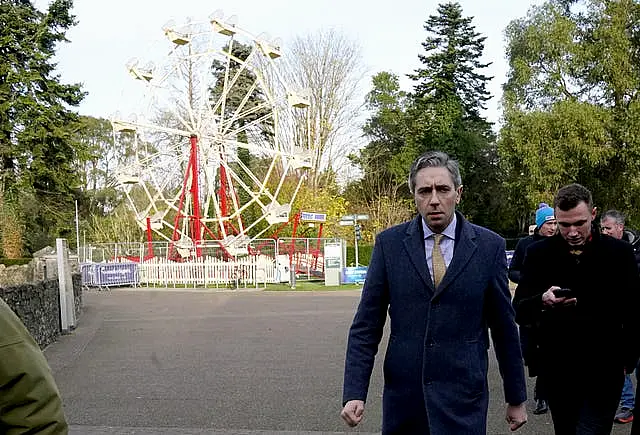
[342, 266, 368, 284]
[301, 211, 327, 222]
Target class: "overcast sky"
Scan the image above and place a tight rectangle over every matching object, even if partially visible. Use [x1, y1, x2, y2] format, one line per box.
[34, 0, 544, 126]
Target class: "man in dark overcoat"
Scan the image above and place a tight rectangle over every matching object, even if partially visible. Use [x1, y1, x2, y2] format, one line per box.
[513, 184, 640, 434]
[341, 151, 527, 434]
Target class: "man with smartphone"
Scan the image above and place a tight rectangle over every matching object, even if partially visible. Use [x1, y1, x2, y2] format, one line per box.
[513, 184, 640, 434]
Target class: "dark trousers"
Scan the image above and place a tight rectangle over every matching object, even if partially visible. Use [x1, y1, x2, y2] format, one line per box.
[521, 326, 547, 401]
[546, 373, 623, 435]
[534, 374, 547, 401]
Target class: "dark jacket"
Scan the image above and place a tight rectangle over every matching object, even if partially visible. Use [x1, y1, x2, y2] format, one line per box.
[343, 212, 526, 434]
[622, 229, 640, 272]
[508, 232, 546, 283]
[0, 298, 68, 434]
[512, 229, 640, 383]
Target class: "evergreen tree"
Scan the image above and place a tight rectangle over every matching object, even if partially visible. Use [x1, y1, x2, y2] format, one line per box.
[0, 0, 85, 255]
[409, 2, 492, 121]
[403, 2, 508, 232]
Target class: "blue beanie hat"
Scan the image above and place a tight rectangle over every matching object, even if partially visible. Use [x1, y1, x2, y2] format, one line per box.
[535, 203, 555, 228]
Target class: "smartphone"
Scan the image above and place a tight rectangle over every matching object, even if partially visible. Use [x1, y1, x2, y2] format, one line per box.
[553, 288, 575, 298]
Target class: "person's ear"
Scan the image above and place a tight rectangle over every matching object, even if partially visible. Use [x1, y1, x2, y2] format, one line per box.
[456, 185, 463, 204]
[591, 207, 597, 220]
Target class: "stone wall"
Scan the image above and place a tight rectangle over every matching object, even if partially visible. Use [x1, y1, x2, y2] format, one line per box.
[0, 262, 35, 285]
[0, 273, 82, 349]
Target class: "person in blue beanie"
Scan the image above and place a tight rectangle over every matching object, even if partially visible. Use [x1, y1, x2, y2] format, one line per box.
[509, 202, 557, 415]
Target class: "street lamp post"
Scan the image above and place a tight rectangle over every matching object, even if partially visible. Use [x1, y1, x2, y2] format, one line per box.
[74, 199, 80, 257]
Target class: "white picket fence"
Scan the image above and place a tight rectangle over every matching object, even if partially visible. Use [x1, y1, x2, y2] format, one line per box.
[138, 255, 276, 289]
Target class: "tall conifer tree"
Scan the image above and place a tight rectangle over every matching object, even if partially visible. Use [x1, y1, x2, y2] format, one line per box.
[0, 0, 85, 254]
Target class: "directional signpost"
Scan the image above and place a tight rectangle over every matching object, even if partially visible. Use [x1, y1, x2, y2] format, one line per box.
[339, 214, 369, 267]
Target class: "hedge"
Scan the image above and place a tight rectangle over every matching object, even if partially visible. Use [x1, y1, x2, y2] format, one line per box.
[346, 245, 372, 267]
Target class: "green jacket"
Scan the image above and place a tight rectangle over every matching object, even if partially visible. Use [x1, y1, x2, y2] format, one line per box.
[0, 297, 68, 434]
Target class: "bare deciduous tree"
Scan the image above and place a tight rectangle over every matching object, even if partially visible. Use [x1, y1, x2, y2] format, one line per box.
[282, 29, 367, 189]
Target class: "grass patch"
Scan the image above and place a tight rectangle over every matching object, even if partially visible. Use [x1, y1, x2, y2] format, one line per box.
[265, 280, 362, 291]
[131, 280, 363, 292]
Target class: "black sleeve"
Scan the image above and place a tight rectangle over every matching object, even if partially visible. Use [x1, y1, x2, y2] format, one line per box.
[620, 243, 640, 372]
[508, 238, 527, 283]
[512, 242, 545, 327]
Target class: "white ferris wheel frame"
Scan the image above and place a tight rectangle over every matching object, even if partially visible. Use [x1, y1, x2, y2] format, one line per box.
[111, 12, 312, 257]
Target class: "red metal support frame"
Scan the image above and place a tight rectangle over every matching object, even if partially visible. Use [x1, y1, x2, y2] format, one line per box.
[168, 156, 192, 260]
[168, 135, 203, 260]
[146, 217, 154, 260]
[289, 212, 301, 268]
[218, 153, 228, 235]
[189, 135, 203, 257]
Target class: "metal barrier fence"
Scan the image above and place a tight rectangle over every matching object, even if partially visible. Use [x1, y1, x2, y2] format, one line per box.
[80, 263, 139, 290]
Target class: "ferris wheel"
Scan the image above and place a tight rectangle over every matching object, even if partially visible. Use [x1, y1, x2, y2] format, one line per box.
[111, 12, 312, 258]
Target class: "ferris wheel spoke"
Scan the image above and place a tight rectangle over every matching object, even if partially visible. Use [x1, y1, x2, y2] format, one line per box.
[222, 167, 244, 231]
[220, 100, 273, 135]
[216, 158, 268, 216]
[158, 74, 200, 134]
[223, 112, 276, 147]
[136, 63, 199, 135]
[221, 78, 261, 132]
[210, 45, 260, 116]
[193, 43, 219, 133]
[200, 137, 284, 159]
[232, 157, 277, 203]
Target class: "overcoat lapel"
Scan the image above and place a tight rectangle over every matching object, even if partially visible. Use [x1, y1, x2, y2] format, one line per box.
[433, 212, 477, 299]
[403, 215, 433, 294]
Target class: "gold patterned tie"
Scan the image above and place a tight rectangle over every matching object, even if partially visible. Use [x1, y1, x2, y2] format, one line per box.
[432, 234, 446, 287]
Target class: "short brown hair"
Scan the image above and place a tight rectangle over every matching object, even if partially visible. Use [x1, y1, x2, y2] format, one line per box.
[554, 183, 593, 211]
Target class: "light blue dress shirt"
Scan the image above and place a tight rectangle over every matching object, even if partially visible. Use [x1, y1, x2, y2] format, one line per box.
[422, 214, 457, 282]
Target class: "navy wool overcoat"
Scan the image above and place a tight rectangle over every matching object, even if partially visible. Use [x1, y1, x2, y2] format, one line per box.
[343, 212, 526, 434]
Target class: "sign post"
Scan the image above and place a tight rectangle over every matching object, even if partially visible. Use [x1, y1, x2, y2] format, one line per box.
[339, 214, 369, 267]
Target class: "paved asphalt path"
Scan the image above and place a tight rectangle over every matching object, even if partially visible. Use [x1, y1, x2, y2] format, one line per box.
[43, 289, 632, 435]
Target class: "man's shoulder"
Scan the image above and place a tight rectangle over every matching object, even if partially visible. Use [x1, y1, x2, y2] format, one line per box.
[467, 222, 504, 245]
[622, 229, 640, 250]
[600, 233, 635, 253]
[514, 234, 536, 250]
[522, 233, 557, 255]
[377, 219, 413, 239]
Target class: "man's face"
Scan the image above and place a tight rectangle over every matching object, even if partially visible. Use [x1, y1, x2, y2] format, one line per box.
[556, 201, 596, 246]
[539, 220, 557, 237]
[414, 166, 462, 234]
[600, 217, 624, 240]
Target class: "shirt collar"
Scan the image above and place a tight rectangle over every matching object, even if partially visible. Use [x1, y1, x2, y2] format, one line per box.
[422, 213, 457, 241]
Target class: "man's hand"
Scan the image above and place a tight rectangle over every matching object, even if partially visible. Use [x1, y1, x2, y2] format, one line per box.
[340, 400, 365, 427]
[542, 286, 577, 307]
[506, 402, 528, 431]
